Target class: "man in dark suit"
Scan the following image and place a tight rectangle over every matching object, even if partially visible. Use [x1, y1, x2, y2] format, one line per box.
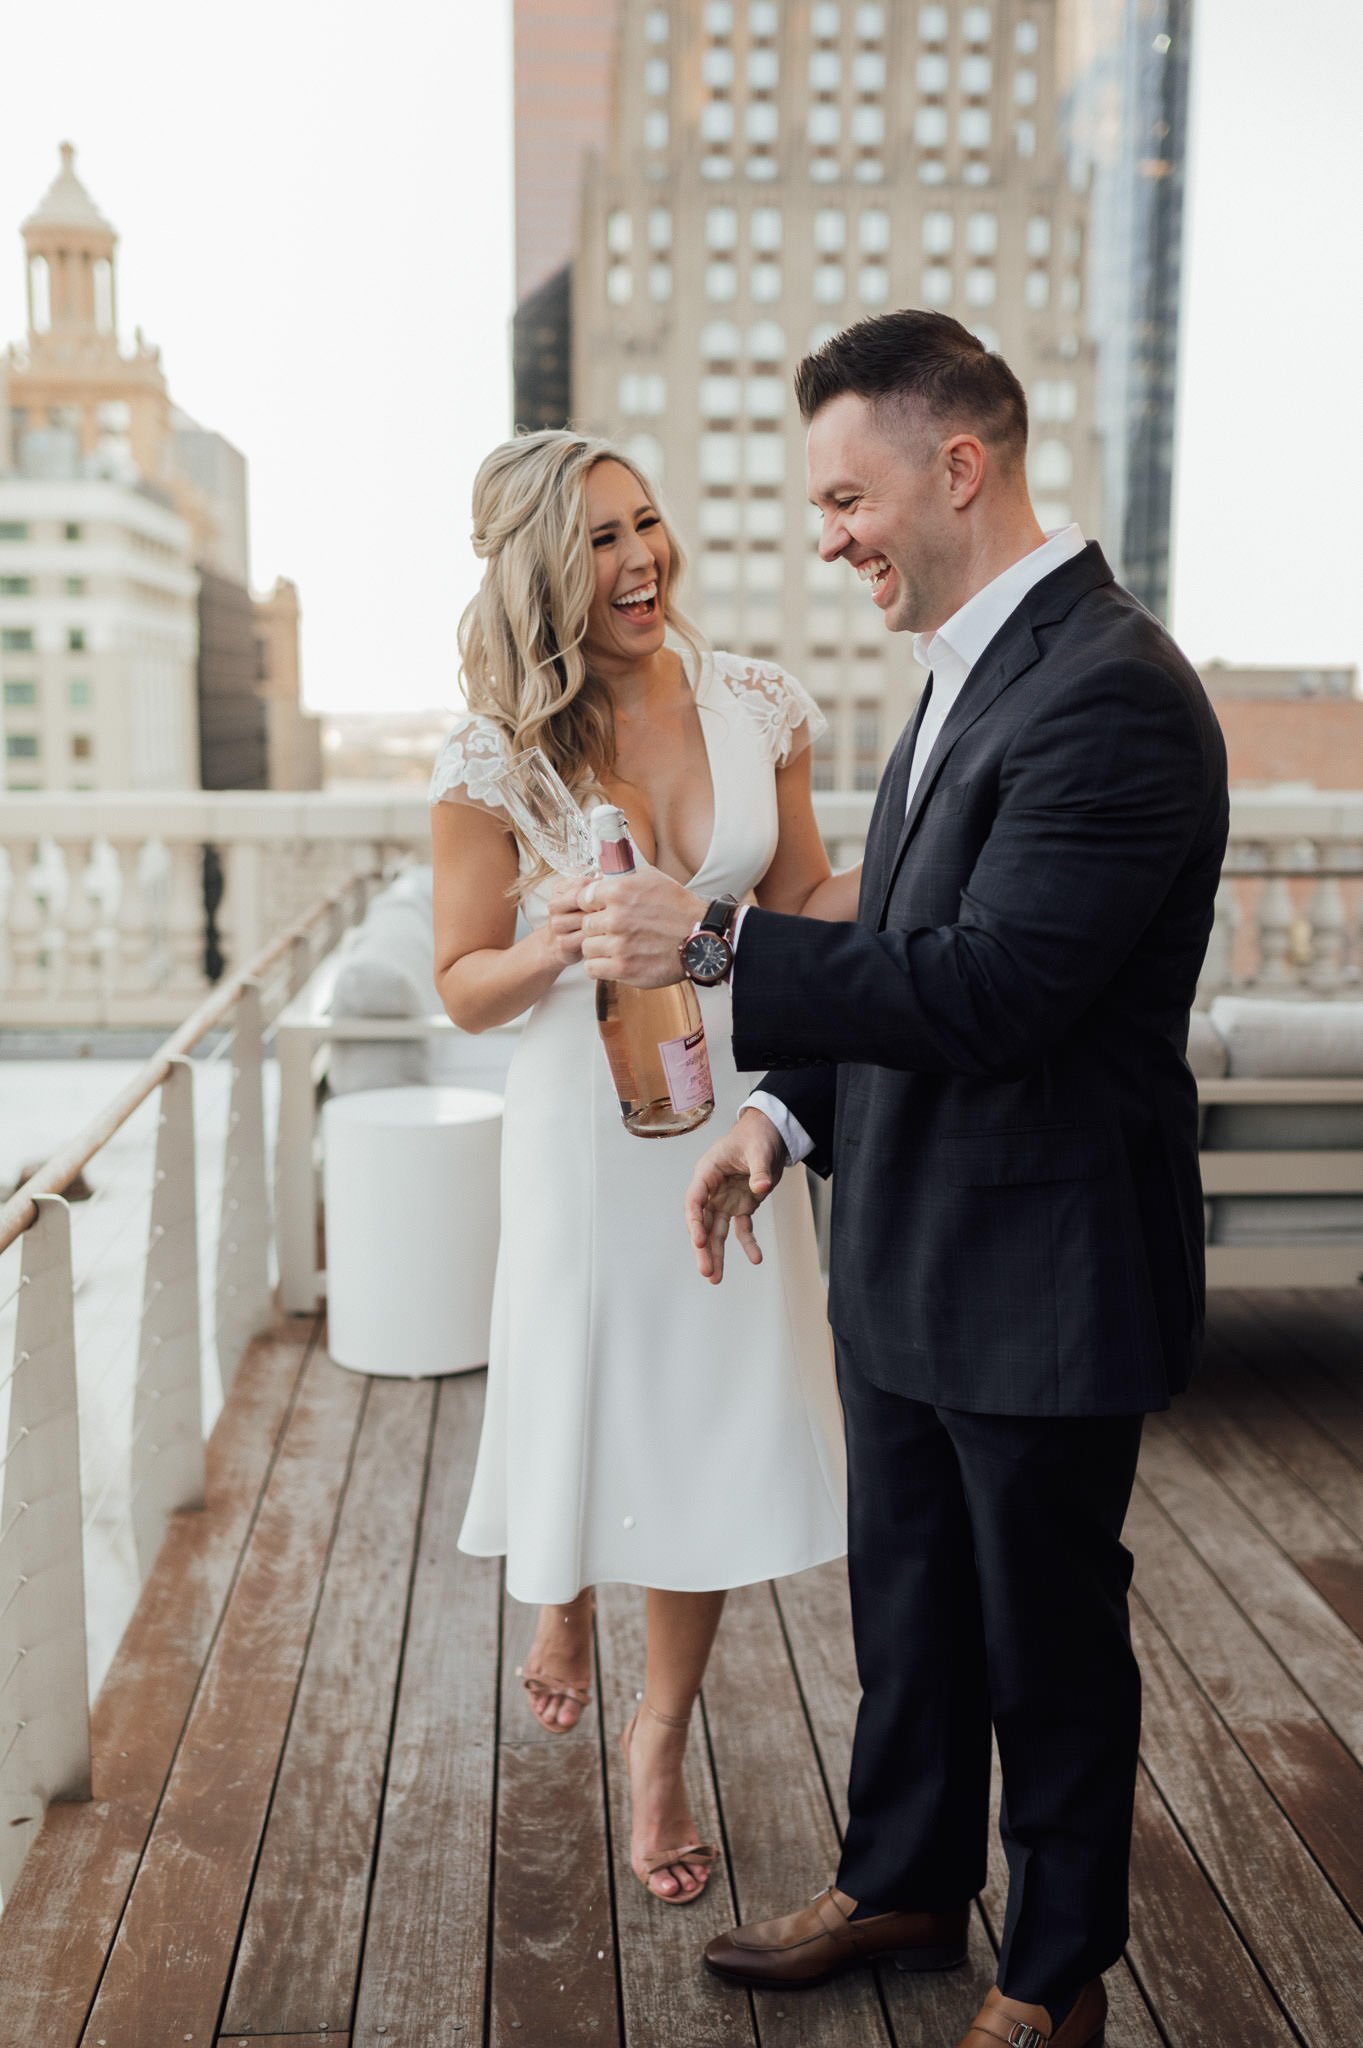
[580, 310, 1228, 2048]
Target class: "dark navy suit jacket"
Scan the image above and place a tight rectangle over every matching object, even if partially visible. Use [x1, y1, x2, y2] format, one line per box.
[736, 543, 1229, 1416]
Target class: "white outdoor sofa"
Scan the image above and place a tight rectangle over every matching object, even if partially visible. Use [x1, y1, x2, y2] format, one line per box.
[276, 869, 1363, 1310]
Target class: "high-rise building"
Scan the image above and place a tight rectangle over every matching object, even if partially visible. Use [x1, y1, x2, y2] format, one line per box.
[0, 144, 319, 793]
[1059, 0, 1191, 620]
[574, 0, 1101, 787]
[512, 0, 621, 428]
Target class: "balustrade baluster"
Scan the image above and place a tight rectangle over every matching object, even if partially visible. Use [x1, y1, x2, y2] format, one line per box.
[1254, 845, 1298, 990]
[1307, 874, 1348, 993]
[111, 838, 154, 997]
[164, 840, 208, 999]
[62, 840, 100, 999]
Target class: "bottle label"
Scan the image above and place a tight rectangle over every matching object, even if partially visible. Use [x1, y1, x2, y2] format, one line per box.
[659, 1026, 713, 1113]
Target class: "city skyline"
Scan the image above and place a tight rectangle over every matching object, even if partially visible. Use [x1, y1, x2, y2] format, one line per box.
[1, 0, 1356, 719]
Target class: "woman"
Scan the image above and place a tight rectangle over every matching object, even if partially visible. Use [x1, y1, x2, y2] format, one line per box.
[429, 430, 856, 1904]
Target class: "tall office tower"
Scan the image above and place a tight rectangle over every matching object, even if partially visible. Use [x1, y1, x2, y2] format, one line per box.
[512, 0, 621, 427]
[1059, 0, 1191, 620]
[575, 1, 1100, 789]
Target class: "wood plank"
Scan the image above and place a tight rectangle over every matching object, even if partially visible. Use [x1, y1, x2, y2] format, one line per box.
[351, 1374, 501, 2045]
[1138, 1420, 1363, 1765]
[79, 1349, 368, 2048]
[594, 1583, 759, 2048]
[217, 2037, 346, 2047]
[1128, 1476, 1363, 1920]
[223, 1377, 435, 2035]
[1131, 1595, 1363, 2039]
[1124, 1765, 1295, 2046]
[0, 1321, 315, 2048]
[1222, 1295, 1363, 1470]
[703, 1580, 894, 2048]
[774, 1561, 1001, 2040]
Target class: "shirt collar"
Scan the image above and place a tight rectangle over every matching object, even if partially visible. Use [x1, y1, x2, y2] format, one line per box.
[912, 525, 1087, 689]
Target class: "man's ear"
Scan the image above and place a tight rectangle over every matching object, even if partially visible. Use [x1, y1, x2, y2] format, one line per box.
[943, 433, 987, 508]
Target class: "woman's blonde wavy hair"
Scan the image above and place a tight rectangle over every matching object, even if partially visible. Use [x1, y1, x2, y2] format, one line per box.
[458, 430, 706, 893]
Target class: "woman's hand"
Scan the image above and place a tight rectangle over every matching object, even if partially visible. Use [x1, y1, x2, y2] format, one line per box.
[544, 877, 588, 969]
[684, 1109, 787, 1283]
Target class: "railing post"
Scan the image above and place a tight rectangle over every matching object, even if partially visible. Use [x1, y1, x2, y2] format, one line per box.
[1306, 874, 1348, 993]
[215, 984, 273, 1395]
[1255, 856, 1297, 990]
[131, 1058, 205, 1584]
[275, 1015, 320, 1316]
[0, 1194, 92, 1900]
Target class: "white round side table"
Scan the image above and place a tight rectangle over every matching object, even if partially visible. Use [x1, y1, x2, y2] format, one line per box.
[322, 1085, 503, 1377]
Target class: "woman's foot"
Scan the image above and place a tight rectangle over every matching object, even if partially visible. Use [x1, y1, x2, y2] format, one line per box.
[518, 1591, 595, 1731]
[621, 1698, 718, 1904]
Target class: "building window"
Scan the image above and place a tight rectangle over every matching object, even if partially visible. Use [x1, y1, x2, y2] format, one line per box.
[3, 680, 37, 706]
[645, 57, 669, 94]
[752, 262, 783, 302]
[856, 2, 885, 33]
[811, 715, 835, 792]
[1034, 501, 1071, 531]
[965, 267, 997, 307]
[645, 110, 669, 149]
[960, 108, 991, 148]
[646, 5, 669, 39]
[919, 157, 948, 185]
[69, 677, 92, 707]
[1014, 68, 1038, 105]
[854, 50, 886, 89]
[966, 211, 998, 256]
[810, 157, 840, 183]
[963, 5, 992, 41]
[700, 433, 742, 485]
[747, 155, 779, 181]
[859, 265, 890, 304]
[1031, 440, 1073, 491]
[706, 261, 739, 301]
[923, 209, 953, 254]
[751, 207, 782, 252]
[748, 319, 786, 361]
[607, 265, 633, 306]
[0, 576, 32, 596]
[812, 1, 842, 36]
[5, 734, 39, 760]
[748, 47, 779, 87]
[71, 734, 94, 762]
[917, 52, 949, 91]
[66, 576, 86, 596]
[921, 264, 953, 306]
[701, 373, 743, 418]
[67, 628, 87, 652]
[814, 263, 846, 305]
[745, 498, 785, 540]
[1025, 270, 1050, 309]
[702, 155, 735, 180]
[1033, 378, 1077, 423]
[810, 50, 842, 90]
[919, 4, 948, 38]
[1015, 120, 1036, 156]
[815, 207, 847, 252]
[700, 498, 741, 540]
[620, 372, 668, 415]
[649, 263, 673, 302]
[750, 0, 779, 30]
[854, 157, 885, 183]
[915, 106, 948, 146]
[702, 319, 742, 359]
[0, 522, 29, 541]
[961, 54, 992, 92]
[851, 105, 885, 145]
[745, 551, 784, 593]
[607, 210, 633, 255]
[746, 102, 779, 142]
[626, 434, 665, 481]
[649, 209, 672, 253]
[64, 523, 82, 542]
[701, 551, 741, 596]
[808, 104, 841, 144]
[1, 628, 34, 651]
[705, 0, 734, 29]
[702, 100, 736, 141]
[1026, 214, 1051, 257]
[704, 45, 735, 87]
[707, 206, 739, 250]
[860, 208, 891, 253]
[745, 436, 786, 485]
[1062, 275, 1083, 313]
[747, 374, 786, 418]
[1016, 19, 1039, 53]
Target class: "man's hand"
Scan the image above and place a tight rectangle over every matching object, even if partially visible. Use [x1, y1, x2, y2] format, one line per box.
[685, 1109, 786, 1284]
[579, 854, 704, 988]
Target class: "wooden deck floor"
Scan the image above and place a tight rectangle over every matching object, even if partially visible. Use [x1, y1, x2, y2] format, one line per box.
[1, 1293, 1362, 2047]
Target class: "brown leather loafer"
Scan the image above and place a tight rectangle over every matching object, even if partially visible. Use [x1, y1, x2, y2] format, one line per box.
[958, 1979, 1108, 2047]
[703, 1884, 969, 1990]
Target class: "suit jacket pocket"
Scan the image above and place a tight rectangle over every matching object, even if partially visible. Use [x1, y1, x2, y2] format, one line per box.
[943, 1125, 1110, 1186]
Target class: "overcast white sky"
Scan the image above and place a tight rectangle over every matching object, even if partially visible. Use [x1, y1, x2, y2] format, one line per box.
[1, 0, 1358, 715]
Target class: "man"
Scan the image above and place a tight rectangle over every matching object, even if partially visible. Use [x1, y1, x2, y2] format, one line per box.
[579, 310, 1228, 2048]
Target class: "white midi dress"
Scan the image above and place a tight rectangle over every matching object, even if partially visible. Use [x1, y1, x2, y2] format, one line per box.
[429, 650, 847, 1605]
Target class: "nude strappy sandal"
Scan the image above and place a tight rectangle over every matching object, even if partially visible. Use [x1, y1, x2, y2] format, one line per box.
[516, 1595, 595, 1731]
[620, 1699, 721, 1906]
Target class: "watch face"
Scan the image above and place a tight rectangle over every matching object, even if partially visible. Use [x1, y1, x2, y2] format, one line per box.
[683, 931, 732, 984]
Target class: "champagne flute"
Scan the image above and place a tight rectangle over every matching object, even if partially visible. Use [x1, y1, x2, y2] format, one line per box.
[487, 746, 598, 879]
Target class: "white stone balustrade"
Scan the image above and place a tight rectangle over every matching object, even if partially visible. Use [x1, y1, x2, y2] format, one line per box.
[3, 787, 1363, 1026]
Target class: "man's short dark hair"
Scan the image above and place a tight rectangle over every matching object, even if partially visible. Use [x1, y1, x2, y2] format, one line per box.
[795, 309, 1029, 462]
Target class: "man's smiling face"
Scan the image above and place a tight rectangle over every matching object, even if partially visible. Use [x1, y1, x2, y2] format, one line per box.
[806, 390, 958, 638]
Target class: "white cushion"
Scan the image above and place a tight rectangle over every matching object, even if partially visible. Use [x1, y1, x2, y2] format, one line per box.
[1210, 1197, 1363, 1246]
[1186, 1009, 1228, 1079]
[1209, 996, 1363, 1078]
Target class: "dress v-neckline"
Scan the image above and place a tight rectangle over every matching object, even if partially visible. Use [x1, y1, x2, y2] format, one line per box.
[684, 649, 722, 889]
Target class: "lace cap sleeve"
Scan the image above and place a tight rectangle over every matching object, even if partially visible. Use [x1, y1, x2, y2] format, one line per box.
[715, 655, 828, 767]
[428, 715, 511, 810]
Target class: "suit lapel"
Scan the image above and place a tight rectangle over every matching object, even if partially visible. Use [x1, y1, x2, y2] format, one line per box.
[874, 541, 1115, 924]
[861, 676, 932, 922]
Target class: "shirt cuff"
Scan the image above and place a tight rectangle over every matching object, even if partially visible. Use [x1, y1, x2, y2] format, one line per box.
[742, 1090, 815, 1167]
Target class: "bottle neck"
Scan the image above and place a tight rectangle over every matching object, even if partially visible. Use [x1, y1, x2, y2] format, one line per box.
[598, 836, 636, 876]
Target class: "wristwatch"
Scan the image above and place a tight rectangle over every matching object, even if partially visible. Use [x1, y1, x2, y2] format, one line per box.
[680, 894, 739, 987]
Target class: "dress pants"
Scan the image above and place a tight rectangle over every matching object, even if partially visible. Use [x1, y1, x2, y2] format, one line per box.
[834, 1340, 1144, 2014]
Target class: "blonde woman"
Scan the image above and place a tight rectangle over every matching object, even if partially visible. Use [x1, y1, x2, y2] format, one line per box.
[430, 431, 852, 1905]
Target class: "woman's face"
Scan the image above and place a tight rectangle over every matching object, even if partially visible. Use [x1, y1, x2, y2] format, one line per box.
[582, 460, 671, 669]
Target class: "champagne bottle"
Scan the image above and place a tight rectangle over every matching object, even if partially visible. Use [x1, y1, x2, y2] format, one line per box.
[590, 806, 716, 1139]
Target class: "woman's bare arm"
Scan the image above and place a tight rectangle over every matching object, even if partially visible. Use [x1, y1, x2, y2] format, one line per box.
[753, 747, 862, 922]
[431, 800, 584, 1031]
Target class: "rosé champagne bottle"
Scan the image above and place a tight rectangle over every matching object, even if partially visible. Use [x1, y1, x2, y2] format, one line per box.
[590, 805, 715, 1139]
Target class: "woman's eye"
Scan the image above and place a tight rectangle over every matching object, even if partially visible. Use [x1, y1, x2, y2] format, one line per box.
[638, 515, 660, 531]
[592, 534, 615, 549]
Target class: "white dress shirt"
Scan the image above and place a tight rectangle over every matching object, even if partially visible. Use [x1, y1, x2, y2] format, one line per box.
[744, 526, 1087, 1165]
